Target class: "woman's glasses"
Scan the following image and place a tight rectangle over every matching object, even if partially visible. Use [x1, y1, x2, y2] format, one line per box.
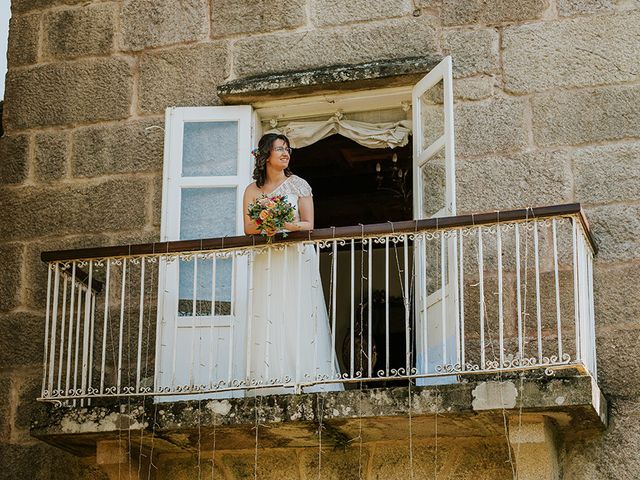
[273, 146, 292, 154]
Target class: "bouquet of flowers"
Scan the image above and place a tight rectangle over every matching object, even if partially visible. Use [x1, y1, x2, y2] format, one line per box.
[247, 194, 295, 240]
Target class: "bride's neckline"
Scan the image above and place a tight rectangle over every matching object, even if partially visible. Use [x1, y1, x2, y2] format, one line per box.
[261, 175, 292, 196]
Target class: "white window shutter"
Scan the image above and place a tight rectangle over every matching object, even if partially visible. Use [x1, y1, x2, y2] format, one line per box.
[156, 106, 254, 400]
[412, 55, 456, 220]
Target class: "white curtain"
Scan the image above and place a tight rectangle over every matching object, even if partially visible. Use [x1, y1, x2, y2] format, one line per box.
[266, 114, 412, 149]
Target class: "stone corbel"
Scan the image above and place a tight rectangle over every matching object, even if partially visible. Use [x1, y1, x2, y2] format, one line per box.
[508, 415, 561, 480]
[96, 439, 156, 480]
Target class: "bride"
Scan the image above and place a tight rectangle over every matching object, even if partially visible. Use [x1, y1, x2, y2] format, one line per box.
[242, 133, 343, 394]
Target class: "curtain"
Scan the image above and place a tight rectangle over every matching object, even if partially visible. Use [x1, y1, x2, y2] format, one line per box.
[266, 114, 412, 149]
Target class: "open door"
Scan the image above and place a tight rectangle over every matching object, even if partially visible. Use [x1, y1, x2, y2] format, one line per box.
[412, 56, 460, 384]
[155, 106, 255, 399]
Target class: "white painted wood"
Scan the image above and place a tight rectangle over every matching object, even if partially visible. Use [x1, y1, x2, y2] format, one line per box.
[412, 56, 456, 219]
[156, 106, 253, 401]
[254, 86, 412, 121]
[412, 56, 458, 384]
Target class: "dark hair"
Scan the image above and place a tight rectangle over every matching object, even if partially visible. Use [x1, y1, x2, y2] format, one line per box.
[252, 133, 292, 188]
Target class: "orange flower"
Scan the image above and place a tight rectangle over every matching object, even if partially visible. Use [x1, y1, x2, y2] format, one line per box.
[259, 210, 269, 220]
[267, 201, 276, 209]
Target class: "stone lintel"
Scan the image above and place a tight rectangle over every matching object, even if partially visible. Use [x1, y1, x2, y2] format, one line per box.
[31, 373, 606, 457]
[217, 55, 442, 104]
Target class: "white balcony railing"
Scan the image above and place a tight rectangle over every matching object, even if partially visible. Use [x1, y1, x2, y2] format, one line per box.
[37, 204, 597, 405]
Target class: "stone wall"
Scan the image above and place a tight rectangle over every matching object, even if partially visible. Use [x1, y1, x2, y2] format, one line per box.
[1, 0, 640, 478]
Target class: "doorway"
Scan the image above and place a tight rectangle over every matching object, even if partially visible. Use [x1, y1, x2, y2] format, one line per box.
[289, 134, 413, 228]
[289, 134, 415, 386]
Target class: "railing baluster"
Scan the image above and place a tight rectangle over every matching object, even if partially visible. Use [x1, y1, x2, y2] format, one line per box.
[578, 232, 591, 374]
[208, 254, 217, 388]
[421, 234, 428, 375]
[72, 286, 83, 405]
[458, 230, 465, 371]
[497, 224, 504, 369]
[552, 219, 563, 359]
[404, 235, 410, 374]
[478, 228, 485, 370]
[117, 259, 127, 394]
[331, 240, 337, 372]
[350, 239, 355, 379]
[516, 223, 523, 359]
[281, 246, 288, 380]
[367, 239, 373, 378]
[66, 263, 76, 399]
[385, 236, 390, 377]
[586, 246, 597, 377]
[57, 275, 68, 395]
[47, 264, 60, 395]
[81, 261, 93, 405]
[41, 264, 53, 397]
[136, 258, 146, 393]
[170, 259, 180, 391]
[572, 220, 581, 364]
[313, 242, 321, 381]
[87, 293, 96, 405]
[452, 230, 460, 368]
[534, 223, 543, 362]
[245, 251, 254, 380]
[189, 256, 198, 387]
[440, 231, 446, 366]
[265, 248, 272, 381]
[227, 253, 234, 385]
[99, 260, 110, 394]
[295, 245, 303, 386]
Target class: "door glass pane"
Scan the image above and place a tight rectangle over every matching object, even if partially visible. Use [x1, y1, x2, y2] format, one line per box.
[180, 187, 236, 240]
[421, 147, 446, 218]
[179, 187, 236, 316]
[420, 79, 444, 149]
[182, 121, 238, 177]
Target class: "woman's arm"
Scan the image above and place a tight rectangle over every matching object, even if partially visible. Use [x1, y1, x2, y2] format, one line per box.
[285, 195, 314, 232]
[243, 186, 261, 235]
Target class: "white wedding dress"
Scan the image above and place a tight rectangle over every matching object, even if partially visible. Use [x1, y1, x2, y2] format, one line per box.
[247, 175, 343, 394]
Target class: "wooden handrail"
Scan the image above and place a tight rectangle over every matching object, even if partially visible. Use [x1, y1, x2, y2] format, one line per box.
[41, 204, 597, 262]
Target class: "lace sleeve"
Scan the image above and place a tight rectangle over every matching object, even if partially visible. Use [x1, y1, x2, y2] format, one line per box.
[286, 175, 313, 197]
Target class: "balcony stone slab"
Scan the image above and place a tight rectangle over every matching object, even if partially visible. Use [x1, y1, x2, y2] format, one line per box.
[31, 373, 606, 457]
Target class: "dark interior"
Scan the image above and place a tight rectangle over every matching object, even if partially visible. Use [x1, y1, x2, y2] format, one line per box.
[290, 134, 413, 228]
